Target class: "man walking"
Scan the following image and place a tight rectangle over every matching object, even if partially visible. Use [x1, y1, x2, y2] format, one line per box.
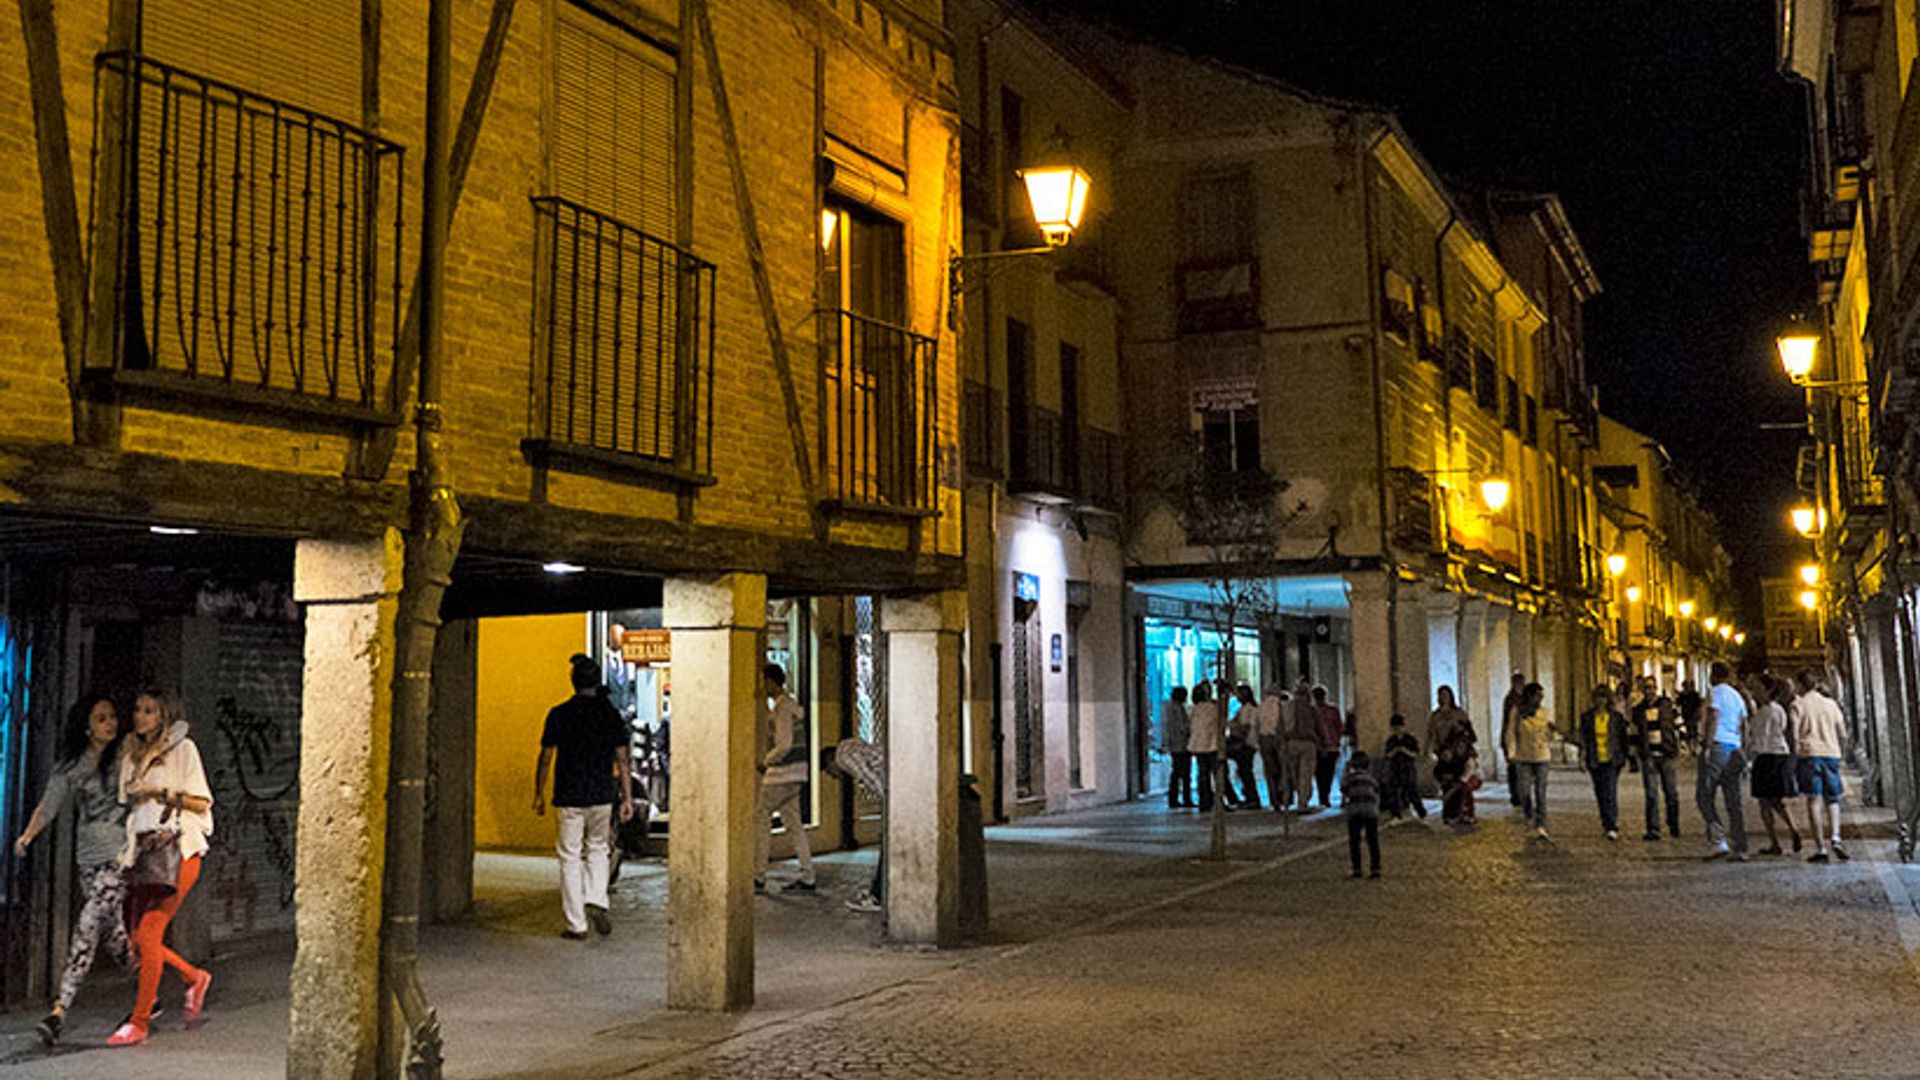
[1502, 671, 1527, 806]
[1628, 675, 1682, 840]
[1578, 684, 1630, 840]
[1285, 679, 1320, 811]
[1697, 661, 1750, 861]
[1160, 686, 1193, 809]
[533, 654, 634, 939]
[1794, 669, 1850, 863]
[1313, 686, 1344, 809]
[756, 663, 817, 892]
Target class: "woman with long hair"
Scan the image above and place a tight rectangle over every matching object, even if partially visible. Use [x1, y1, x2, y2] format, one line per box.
[1750, 675, 1804, 856]
[109, 690, 214, 1047]
[11, 694, 131, 1045]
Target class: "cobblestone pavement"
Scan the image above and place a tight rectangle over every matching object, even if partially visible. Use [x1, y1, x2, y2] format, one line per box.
[613, 773, 1920, 1080]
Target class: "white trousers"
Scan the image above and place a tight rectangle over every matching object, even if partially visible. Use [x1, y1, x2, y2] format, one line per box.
[754, 779, 815, 884]
[556, 804, 612, 933]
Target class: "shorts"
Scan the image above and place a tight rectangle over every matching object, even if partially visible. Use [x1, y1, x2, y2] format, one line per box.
[1797, 756, 1844, 803]
[1750, 753, 1798, 801]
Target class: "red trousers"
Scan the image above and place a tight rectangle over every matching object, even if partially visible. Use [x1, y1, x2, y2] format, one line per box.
[130, 854, 204, 1028]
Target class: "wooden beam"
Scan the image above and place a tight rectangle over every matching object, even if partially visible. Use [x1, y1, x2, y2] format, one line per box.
[460, 495, 963, 595]
[0, 441, 405, 538]
[16, 0, 91, 438]
[347, 0, 520, 480]
[694, 0, 819, 508]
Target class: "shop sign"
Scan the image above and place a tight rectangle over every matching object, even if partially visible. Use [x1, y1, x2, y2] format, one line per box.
[621, 629, 671, 666]
[1144, 595, 1187, 620]
[1050, 633, 1063, 672]
[1014, 572, 1041, 602]
[1189, 375, 1259, 413]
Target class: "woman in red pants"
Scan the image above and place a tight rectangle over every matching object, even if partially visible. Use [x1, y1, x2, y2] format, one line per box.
[110, 691, 214, 1047]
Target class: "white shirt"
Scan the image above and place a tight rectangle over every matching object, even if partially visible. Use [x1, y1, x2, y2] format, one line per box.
[119, 723, 214, 865]
[1186, 701, 1224, 754]
[1747, 701, 1791, 756]
[1256, 695, 1285, 738]
[1793, 691, 1847, 758]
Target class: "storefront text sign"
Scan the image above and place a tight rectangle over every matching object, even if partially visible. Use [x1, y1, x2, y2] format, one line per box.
[1189, 376, 1259, 413]
[621, 629, 671, 666]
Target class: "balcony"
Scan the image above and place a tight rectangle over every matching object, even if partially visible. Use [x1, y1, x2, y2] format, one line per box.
[523, 197, 717, 486]
[84, 52, 405, 425]
[1009, 405, 1072, 503]
[1387, 466, 1438, 554]
[817, 309, 939, 515]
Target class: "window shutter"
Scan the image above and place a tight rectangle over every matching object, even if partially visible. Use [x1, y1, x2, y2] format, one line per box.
[554, 4, 676, 240]
[141, 0, 360, 122]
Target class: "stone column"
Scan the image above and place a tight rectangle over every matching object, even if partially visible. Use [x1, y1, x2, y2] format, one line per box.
[1346, 573, 1394, 754]
[1509, 612, 1535, 686]
[288, 531, 404, 1080]
[884, 590, 966, 947]
[1392, 580, 1432, 728]
[664, 573, 766, 1011]
[1425, 590, 1462, 711]
[1483, 605, 1512, 776]
[1458, 598, 1491, 728]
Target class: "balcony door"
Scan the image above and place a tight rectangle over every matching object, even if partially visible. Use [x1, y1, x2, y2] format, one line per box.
[821, 202, 915, 505]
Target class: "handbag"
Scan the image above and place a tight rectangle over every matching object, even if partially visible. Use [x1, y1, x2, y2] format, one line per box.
[130, 804, 180, 897]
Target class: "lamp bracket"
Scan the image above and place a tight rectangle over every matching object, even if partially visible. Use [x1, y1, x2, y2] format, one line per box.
[949, 245, 1064, 304]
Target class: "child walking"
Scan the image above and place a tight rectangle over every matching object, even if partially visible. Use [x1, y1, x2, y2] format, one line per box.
[1343, 751, 1382, 879]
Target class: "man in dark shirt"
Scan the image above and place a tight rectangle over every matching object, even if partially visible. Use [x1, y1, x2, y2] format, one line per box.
[534, 655, 634, 939]
[1675, 680, 1704, 752]
[1630, 676, 1682, 841]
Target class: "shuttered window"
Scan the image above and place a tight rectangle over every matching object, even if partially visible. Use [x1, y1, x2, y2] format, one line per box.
[553, 4, 677, 241]
[140, 0, 360, 121]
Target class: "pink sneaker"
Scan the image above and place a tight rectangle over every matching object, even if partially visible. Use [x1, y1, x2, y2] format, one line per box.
[106, 1021, 148, 1047]
[184, 970, 212, 1022]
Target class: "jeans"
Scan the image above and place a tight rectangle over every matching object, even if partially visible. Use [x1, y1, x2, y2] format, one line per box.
[1347, 815, 1380, 874]
[558, 803, 613, 933]
[1167, 751, 1194, 807]
[1589, 762, 1621, 833]
[1285, 740, 1319, 808]
[1514, 761, 1550, 829]
[1228, 744, 1260, 806]
[755, 779, 816, 886]
[1258, 735, 1286, 810]
[1641, 756, 1680, 836]
[1194, 752, 1219, 812]
[1696, 744, 1748, 851]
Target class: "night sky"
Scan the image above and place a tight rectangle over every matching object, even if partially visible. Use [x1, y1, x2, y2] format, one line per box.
[1063, 0, 1811, 621]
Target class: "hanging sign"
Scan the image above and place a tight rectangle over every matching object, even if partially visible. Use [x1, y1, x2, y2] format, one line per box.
[1050, 633, 1064, 673]
[621, 629, 672, 667]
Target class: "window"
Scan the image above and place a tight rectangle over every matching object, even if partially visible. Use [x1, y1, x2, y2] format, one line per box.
[553, 3, 677, 240]
[1199, 406, 1260, 475]
[1000, 88, 1041, 249]
[1417, 283, 1445, 364]
[1381, 267, 1415, 343]
[1178, 173, 1258, 332]
[1524, 394, 1539, 446]
[1504, 376, 1521, 431]
[1474, 350, 1498, 414]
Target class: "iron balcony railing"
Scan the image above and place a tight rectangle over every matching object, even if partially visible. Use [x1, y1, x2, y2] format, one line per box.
[86, 52, 405, 421]
[527, 197, 716, 479]
[817, 309, 938, 512]
[1010, 405, 1070, 498]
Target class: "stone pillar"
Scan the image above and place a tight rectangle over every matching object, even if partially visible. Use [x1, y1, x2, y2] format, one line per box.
[1483, 605, 1512, 775]
[663, 573, 766, 1011]
[288, 531, 404, 1080]
[1426, 590, 1462, 711]
[1509, 612, 1535, 686]
[1346, 573, 1394, 754]
[1458, 599, 1491, 729]
[1535, 616, 1564, 735]
[884, 590, 966, 947]
[1392, 580, 1432, 728]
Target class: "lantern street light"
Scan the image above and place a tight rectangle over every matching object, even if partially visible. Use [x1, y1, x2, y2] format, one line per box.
[1625, 585, 1642, 604]
[1800, 589, 1820, 611]
[1479, 478, 1511, 513]
[1719, 624, 1734, 641]
[1703, 616, 1719, 632]
[1735, 631, 1747, 646]
[1789, 504, 1823, 537]
[1606, 553, 1628, 578]
[1678, 599, 1696, 618]
[950, 157, 1094, 301]
[1800, 563, 1821, 587]
[1776, 319, 1821, 383]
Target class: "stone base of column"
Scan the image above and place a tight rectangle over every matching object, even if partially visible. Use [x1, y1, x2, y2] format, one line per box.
[884, 591, 966, 947]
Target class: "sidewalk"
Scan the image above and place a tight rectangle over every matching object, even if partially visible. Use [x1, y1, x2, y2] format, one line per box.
[0, 799, 1341, 1079]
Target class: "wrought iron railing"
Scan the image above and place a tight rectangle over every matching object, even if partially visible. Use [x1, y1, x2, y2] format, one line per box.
[1010, 405, 1068, 496]
[528, 197, 715, 476]
[817, 310, 938, 511]
[86, 52, 405, 420]
[1079, 427, 1121, 510]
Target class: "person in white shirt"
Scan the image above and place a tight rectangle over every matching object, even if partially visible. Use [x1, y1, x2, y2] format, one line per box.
[1697, 662, 1750, 861]
[1793, 668, 1851, 863]
[1256, 684, 1287, 813]
[1747, 676, 1804, 856]
[755, 664, 816, 892]
[1185, 684, 1225, 813]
